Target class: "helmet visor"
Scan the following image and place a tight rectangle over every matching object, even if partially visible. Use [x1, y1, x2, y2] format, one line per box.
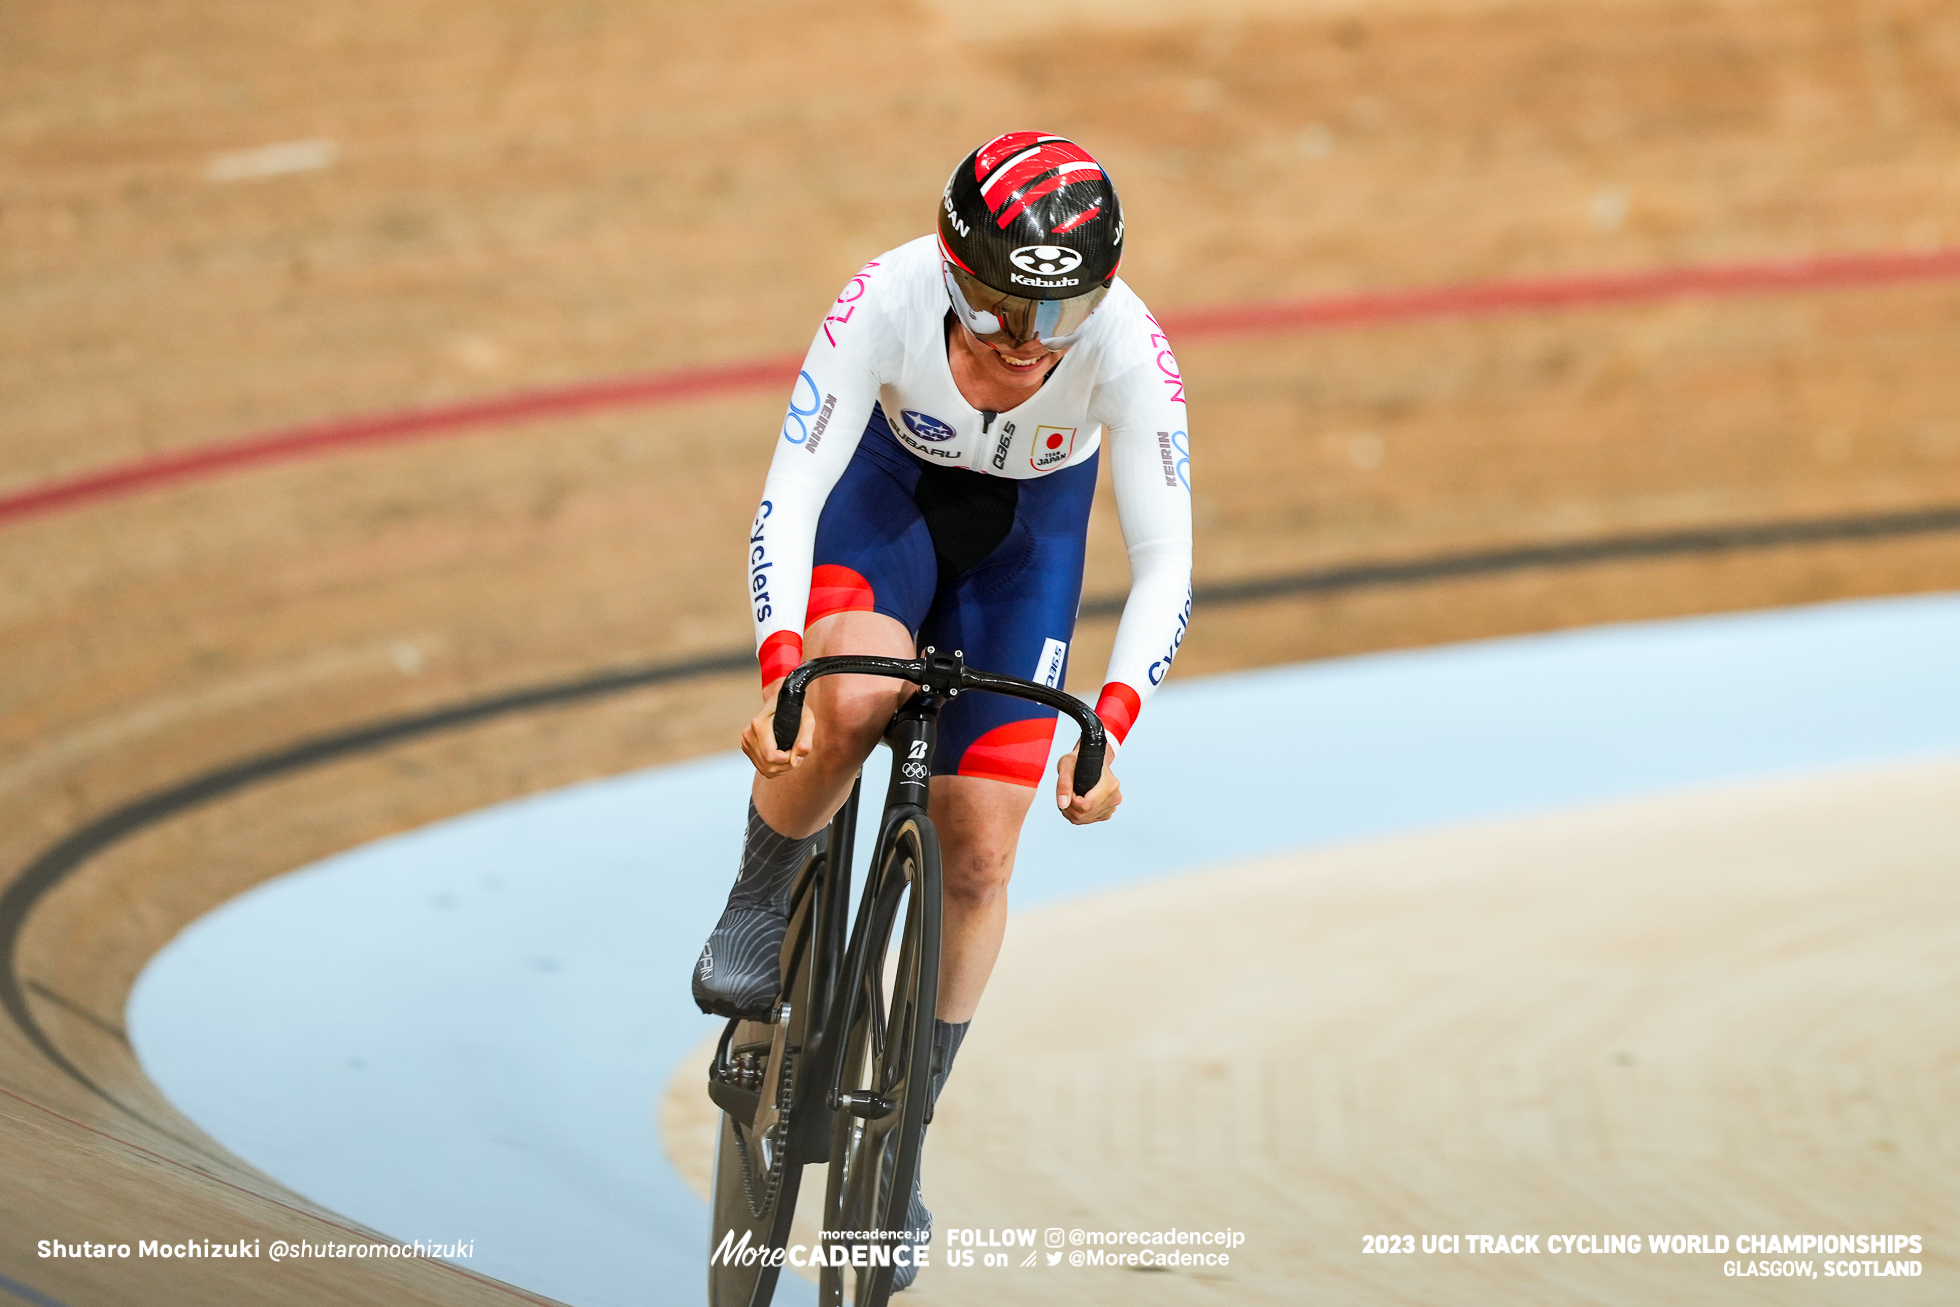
[944, 262, 1110, 350]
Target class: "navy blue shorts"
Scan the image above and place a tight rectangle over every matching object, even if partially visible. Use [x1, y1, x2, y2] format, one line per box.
[808, 409, 1097, 786]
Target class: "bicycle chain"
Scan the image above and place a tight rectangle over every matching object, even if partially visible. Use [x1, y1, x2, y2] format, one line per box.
[727, 1035, 795, 1222]
[722, 860, 819, 1226]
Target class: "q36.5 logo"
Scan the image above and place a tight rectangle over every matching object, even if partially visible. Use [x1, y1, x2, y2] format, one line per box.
[1009, 245, 1083, 277]
[901, 410, 958, 442]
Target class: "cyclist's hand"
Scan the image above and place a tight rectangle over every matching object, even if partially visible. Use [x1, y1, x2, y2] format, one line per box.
[742, 678, 815, 778]
[1054, 743, 1121, 824]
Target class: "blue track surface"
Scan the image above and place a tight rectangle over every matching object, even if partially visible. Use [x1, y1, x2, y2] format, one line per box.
[128, 593, 1960, 1306]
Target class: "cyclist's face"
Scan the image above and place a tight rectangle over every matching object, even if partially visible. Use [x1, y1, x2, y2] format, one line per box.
[952, 318, 1066, 386]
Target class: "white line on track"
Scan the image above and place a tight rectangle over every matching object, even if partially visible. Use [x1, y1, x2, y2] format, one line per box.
[205, 139, 337, 182]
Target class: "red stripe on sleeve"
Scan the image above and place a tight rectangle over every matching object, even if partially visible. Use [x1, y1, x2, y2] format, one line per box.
[759, 630, 803, 686]
[1094, 682, 1142, 744]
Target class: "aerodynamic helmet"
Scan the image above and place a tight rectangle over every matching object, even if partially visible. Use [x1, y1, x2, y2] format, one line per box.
[938, 132, 1123, 349]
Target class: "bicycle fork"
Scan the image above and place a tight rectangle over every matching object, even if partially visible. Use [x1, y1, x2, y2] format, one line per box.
[826, 688, 941, 1122]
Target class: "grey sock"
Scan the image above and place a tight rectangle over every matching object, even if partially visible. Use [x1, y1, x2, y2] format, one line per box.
[727, 801, 822, 913]
[929, 1018, 969, 1113]
[898, 1019, 969, 1290]
[914, 1022, 970, 1206]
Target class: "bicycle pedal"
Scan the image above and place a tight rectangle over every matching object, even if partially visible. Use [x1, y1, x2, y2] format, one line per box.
[834, 1089, 896, 1120]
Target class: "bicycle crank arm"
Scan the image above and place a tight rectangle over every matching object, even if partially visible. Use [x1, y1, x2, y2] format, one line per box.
[707, 1077, 762, 1129]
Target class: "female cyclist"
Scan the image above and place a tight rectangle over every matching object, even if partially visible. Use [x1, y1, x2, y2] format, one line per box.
[692, 130, 1193, 1288]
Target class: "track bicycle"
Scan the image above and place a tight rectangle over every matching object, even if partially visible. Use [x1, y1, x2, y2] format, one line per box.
[705, 646, 1106, 1307]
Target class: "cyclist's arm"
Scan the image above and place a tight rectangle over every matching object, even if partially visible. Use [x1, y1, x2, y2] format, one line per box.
[1086, 309, 1194, 748]
[748, 258, 894, 692]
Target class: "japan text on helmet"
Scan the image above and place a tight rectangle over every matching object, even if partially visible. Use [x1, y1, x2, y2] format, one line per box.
[938, 132, 1123, 349]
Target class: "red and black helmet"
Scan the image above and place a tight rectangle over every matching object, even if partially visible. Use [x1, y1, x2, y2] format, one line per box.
[939, 132, 1124, 297]
[938, 132, 1123, 347]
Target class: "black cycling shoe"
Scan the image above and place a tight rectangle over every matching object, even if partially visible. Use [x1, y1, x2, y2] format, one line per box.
[690, 902, 789, 1019]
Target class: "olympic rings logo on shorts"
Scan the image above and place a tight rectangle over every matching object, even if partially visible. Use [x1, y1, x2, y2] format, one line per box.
[782, 371, 822, 444]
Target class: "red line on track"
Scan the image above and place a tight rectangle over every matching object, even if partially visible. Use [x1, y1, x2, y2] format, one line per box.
[7, 245, 1960, 528]
[1161, 244, 1960, 338]
[0, 357, 801, 526]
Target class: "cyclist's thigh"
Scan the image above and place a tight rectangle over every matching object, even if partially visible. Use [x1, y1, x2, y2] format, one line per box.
[805, 409, 939, 737]
[804, 610, 914, 661]
[929, 773, 1039, 854]
[809, 408, 938, 636]
[802, 609, 916, 742]
[924, 450, 1099, 788]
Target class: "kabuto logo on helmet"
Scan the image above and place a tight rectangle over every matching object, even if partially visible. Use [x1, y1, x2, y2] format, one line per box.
[1010, 246, 1084, 277]
[939, 132, 1124, 302]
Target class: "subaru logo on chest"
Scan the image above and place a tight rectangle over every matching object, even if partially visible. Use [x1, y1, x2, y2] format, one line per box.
[901, 410, 958, 442]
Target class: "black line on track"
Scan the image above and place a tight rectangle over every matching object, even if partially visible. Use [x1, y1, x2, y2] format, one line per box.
[0, 1269, 72, 1307]
[26, 981, 129, 1045]
[4, 504, 1959, 1116]
[1083, 502, 1960, 617]
[0, 649, 752, 1135]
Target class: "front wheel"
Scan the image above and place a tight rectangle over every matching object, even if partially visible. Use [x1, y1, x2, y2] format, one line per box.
[819, 816, 941, 1306]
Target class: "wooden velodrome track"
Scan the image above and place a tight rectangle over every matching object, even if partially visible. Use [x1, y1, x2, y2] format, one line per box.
[4, 0, 1959, 1302]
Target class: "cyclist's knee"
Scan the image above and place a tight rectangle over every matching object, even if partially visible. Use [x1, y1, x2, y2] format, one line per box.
[809, 679, 904, 759]
[932, 774, 1034, 911]
[941, 831, 1017, 910]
